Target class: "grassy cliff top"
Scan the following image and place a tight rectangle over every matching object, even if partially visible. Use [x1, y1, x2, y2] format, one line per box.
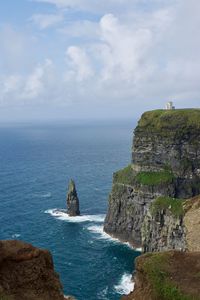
[140, 251, 200, 300]
[137, 109, 200, 131]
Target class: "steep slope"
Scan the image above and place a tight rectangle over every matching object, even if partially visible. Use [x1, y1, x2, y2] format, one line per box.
[142, 195, 200, 252]
[121, 251, 200, 300]
[104, 109, 200, 247]
[0, 240, 65, 300]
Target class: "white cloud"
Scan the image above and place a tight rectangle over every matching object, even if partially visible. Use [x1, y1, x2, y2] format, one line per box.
[59, 20, 99, 39]
[97, 14, 153, 81]
[22, 59, 53, 99]
[30, 13, 64, 29]
[0, 0, 200, 120]
[65, 46, 94, 81]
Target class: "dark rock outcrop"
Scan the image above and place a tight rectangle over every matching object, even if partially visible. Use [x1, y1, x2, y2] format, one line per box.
[121, 251, 200, 300]
[0, 240, 65, 300]
[104, 109, 200, 247]
[66, 179, 80, 216]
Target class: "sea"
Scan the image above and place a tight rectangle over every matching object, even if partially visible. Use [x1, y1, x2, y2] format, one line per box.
[0, 120, 141, 300]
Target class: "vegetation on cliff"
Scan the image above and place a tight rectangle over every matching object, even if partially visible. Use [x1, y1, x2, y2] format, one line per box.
[150, 196, 184, 217]
[104, 107, 200, 248]
[113, 166, 175, 187]
[135, 170, 174, 186]
[137, 109, 200, 133]
[122, 251, 200, 300]
[142, 251, 199, 300]
[113, 165, 135, 185]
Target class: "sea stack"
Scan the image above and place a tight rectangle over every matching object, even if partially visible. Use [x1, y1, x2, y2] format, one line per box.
[67, 179, 80, 216]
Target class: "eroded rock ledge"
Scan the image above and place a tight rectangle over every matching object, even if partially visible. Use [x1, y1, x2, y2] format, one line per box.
[0, 240, 65, 300]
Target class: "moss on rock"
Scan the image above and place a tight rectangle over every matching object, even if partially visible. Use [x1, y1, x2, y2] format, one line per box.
[150, 196, 184, 217]
[135, 170, 174, 186]
[113, 165, 135, 185]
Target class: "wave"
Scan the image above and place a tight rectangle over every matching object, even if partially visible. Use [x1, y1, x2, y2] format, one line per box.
[114, 273, 134, 295]
[87, 225, 118, 241]
[11, 233, 21, 239]
[87, 225, 134, 249]
[33, 192, 52, 198]
[41, 192, 52, 198]
[44, 209, 105, 223]
[97, 286, 109, 300]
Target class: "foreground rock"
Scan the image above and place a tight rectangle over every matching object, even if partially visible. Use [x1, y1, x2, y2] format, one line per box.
[121, 251, 200, 300]
[66, 179, 80, 216]
[0, 240, 65, 300]
[104, 109, 200, 247]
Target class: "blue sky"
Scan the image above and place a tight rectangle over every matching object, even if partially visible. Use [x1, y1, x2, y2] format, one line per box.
[0, 0, 199, 122]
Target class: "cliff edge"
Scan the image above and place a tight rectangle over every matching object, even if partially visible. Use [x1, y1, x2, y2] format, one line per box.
[122, 251, 200, 300]
[0, 240, 65, 300]
[104, 109, 200, 248]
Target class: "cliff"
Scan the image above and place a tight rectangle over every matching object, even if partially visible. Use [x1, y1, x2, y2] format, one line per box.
[142, 195, 200, 252]
[121, 251, 200, 300]
[104, 109, 200, 248]
[0, 240, 65, 300]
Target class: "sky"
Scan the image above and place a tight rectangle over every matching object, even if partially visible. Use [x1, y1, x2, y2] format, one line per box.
[0, 0, 199, 122]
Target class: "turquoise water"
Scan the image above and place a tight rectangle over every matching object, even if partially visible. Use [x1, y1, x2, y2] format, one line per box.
[0, 122, 140, 300]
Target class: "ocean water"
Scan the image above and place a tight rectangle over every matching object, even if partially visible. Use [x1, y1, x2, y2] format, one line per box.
[0, 121, 140, 300]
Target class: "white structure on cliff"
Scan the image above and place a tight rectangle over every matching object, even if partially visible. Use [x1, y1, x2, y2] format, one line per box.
[165, 101, 175, 110]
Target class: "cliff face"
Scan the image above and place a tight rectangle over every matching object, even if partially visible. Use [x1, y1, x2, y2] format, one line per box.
[0, 240, 65, 300]
[142, 195, 200, 253]
[142, 196, 186, 253]
[122, 251, 200, 300]
[104, 109, 200, 247]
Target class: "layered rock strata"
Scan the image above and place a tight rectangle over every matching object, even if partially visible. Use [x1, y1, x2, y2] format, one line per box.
[67, 179, 80, 216]
[142, 195, 200, 252]
[104, 109, 200, 247]
[0, 240, 65, 300]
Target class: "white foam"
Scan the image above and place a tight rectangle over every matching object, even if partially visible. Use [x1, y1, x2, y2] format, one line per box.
[97, 286, 109, 299]
[11, 234, 21, 239]
[44, 209, 105, 223]
[87, 225, 117, 241]
[136, 247, 142, 252]
[41, 192, 52, 198]
[114, 273, 134, 295]
[34, 192, 52, 198]
[87, 225, 133, 249]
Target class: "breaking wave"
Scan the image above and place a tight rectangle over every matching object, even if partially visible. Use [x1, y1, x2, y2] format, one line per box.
[87, 225, 137, 250]
[114, 273, 134, 295]
[11, 233, 21, 239]
[44, 209, 105, 223]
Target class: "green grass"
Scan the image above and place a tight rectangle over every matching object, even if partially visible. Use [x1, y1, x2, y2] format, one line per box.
[135, 170, 174, 186]
[151, 196, 184, 217]
[0, 295, 13, 300]
[137, 109, 200, 133]
[143, 253, 194, 300]
[113, 164, 135, 185]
